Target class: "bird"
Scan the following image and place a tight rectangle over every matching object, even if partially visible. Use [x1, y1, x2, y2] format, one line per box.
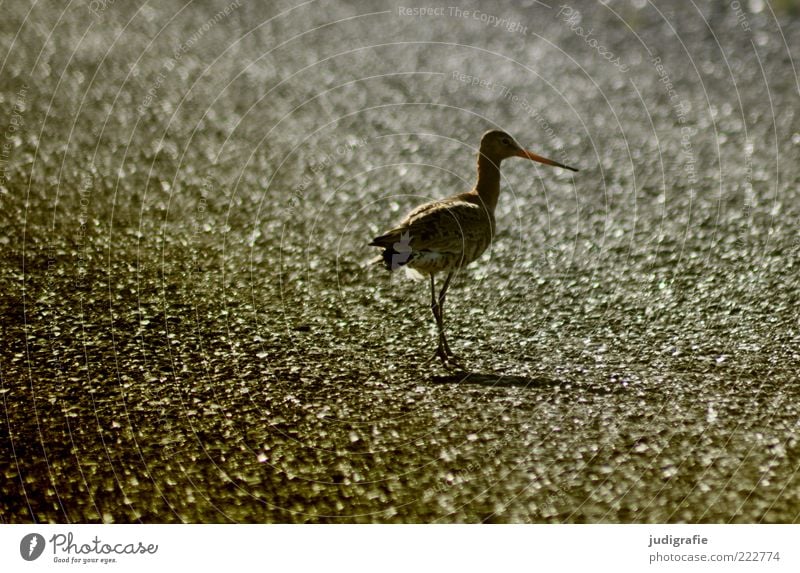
[369, 130, 578, 366]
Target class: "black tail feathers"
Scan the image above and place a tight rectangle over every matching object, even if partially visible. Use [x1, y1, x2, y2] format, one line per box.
[369, 233, 414, 271]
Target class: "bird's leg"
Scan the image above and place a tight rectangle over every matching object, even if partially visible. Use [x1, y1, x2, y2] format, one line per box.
[427, 272, 462, 368]
[437, 272, 455, 357]
[428, 274, 448, 364]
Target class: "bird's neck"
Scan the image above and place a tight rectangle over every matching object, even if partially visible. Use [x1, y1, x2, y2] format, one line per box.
[474, 154, 502, 212]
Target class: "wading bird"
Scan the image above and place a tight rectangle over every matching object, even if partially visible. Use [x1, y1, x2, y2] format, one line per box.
[370, 130, 577, 366]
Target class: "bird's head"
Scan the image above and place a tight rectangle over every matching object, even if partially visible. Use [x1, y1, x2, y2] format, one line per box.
[479, 130, 578, 171]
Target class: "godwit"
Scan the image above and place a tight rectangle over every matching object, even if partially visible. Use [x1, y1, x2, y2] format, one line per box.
[370, 130, 577, 365]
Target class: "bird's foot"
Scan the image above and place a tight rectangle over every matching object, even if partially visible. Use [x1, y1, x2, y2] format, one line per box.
[428, 345, 465, 370]
[425, 346, 446, 365]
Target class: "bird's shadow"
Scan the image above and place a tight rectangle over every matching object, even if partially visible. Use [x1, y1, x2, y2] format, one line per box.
[431, 370, 562, 389]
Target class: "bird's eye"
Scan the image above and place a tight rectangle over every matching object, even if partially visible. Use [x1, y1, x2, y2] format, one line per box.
[502, 138, 511, 145]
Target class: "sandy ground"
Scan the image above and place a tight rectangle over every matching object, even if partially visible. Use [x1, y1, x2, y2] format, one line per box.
[1, 0, 799, 522]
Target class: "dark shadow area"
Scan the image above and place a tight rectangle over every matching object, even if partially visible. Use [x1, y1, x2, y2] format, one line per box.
[431, 371, 563, 389]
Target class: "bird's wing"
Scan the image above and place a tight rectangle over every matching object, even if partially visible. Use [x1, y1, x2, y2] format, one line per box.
[371, 197, 492, 253]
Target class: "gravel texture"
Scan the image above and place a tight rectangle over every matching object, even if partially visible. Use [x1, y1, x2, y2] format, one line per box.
[1, 0, 799, 523]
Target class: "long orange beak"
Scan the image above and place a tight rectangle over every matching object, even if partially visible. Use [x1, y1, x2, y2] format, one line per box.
[516, 148, 578, 172]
